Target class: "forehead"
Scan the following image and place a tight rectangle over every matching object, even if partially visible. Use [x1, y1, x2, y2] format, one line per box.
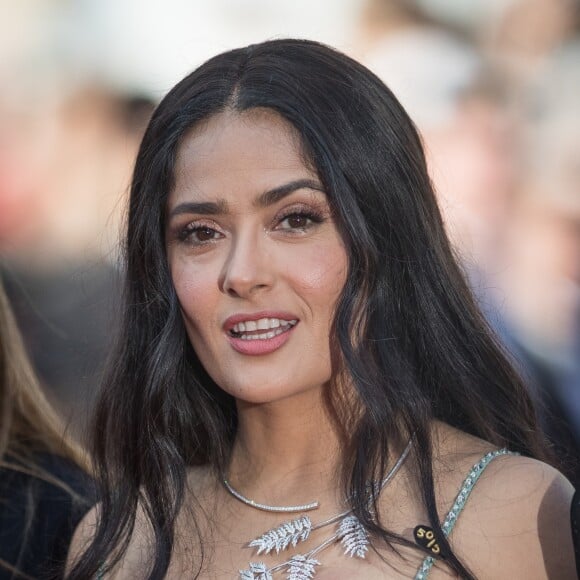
[171, 108, 316, 202]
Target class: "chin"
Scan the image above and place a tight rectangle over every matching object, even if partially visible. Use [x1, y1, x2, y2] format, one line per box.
[219, 376, 322, 405]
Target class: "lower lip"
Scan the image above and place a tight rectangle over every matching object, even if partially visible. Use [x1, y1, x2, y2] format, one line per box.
[227, 325, 296, 356]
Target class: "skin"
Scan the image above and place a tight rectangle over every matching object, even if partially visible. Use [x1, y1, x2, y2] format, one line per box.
[166, 108, 347, 407]
[67, 108, 576, 579]
[166, 108, 349, 489]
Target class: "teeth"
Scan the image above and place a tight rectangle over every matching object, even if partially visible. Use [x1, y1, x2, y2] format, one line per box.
[232, 317, 297, 333]
[237, 327, 289, 340]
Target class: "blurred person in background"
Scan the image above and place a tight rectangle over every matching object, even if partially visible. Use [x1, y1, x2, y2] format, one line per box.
[483, 0, 580, 91]
[0, 277, 94, 579]
[496, 43, 580, 485]
[354, 0, 448, 56]
[358, 1, 518, 309]
[357, 1, 580, 485]
[0, 86, 154, 442]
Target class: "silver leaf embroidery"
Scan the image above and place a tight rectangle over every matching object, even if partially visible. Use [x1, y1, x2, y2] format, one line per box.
[286, 555, 320, 580]
[239, 561, 273, 580]
[337, 515, 369, 558]
[249, 515, 313, 555]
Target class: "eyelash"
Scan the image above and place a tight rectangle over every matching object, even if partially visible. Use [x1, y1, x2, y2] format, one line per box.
[276, 208, 325, 231]
[177, 208, 326, 246]
[177, 223, 221, 244]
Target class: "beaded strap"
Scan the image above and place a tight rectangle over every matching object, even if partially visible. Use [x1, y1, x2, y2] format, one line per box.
[414, 448, 518, 580]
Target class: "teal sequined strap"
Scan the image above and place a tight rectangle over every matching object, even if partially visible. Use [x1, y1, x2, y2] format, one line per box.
[414, 448, 518, 580]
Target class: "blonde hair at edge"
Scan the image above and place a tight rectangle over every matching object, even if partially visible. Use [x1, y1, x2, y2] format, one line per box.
[0, 280, 89, 575]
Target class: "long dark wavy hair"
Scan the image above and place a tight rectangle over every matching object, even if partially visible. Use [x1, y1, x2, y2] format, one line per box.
[68, 39, 550, 579]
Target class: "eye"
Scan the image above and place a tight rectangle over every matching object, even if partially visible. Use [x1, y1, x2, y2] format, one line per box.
[179, 224, 223, 245]
[194, 227, 220, 242]
[277, 211, 323, 231]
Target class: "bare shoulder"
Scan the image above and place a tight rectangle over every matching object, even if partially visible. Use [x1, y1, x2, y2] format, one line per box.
[66, 503, 99, 574]
[66, 502, 154, 579]
[446, 451, 576, 579]
[66, 468, 213, 578]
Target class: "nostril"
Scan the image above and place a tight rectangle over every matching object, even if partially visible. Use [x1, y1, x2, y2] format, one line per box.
[224, 281, 270, 298]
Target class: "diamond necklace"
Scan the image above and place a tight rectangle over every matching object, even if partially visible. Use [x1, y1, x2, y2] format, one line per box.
[225, 436, 414, 580]
[223, 479, 319, 513]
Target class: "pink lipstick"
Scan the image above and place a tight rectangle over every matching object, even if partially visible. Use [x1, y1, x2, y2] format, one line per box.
[223, 311, 299, 356]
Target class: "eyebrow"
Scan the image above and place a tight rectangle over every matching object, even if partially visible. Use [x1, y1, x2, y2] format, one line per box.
[169, 178, 324, 218]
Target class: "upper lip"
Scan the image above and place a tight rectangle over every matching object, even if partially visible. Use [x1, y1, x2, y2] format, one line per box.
[223, 311, 299, 332]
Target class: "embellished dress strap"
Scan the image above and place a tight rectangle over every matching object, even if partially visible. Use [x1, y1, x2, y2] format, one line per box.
[414, 448, 518, 580]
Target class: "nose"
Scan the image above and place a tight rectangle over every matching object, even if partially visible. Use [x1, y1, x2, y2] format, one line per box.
[219, 230, 274, 298]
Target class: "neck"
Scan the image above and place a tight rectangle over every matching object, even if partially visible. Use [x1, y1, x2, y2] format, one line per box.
[227, 388, 343, 507]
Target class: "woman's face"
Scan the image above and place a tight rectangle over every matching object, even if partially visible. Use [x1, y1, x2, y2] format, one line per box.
[165, 109, 348, 404]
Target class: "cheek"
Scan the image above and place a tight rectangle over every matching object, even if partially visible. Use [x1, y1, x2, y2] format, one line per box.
[170, 258, 220, 332]
[283, 241, 347, 310]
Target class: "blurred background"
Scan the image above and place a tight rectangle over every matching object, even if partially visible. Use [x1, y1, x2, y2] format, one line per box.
[1, 0, 578, 483]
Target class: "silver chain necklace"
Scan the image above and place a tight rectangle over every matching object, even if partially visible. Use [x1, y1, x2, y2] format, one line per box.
[224, 436, 414, 580]
[222, 479, 320, 513]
